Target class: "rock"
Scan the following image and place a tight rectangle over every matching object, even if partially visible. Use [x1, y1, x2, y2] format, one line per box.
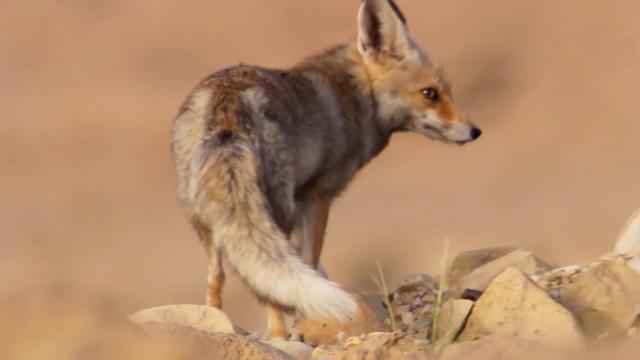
[140, 323, 293, 360]
[558, 260, 640, 338]
[311, 332, 434, 360]
[358, 291, 389, 324]
[532, 265, 586, 300]
[440, 335, 553, 360]
[458, 268, 584, 350]
[310, 344, 341, 360]
[448, 246, 518, 287]
[129, 304, 235, 335]
[459, 289, 483, 301]
[386, 273, 439, 337]
[433, 299, 474, 349]
[263, 340, 313, 360]
[614, 209, 640, 257]
[627, 257, 640, 272]
[452, 249, 551, 296]
[396, 273, 439, 293]
[234, 325, 250, 336]
[297, 291, 386, 346]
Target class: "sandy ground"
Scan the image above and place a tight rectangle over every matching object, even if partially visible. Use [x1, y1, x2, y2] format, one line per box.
[1, 0, 638, 333]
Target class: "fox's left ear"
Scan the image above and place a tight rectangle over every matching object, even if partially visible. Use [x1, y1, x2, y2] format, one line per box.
[357, 0, 417, 63]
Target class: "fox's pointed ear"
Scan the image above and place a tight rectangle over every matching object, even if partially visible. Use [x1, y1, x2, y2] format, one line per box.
[357, 0, 415, 63]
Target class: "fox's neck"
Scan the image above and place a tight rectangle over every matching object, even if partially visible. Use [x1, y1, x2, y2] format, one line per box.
[291, 44, 398, 163]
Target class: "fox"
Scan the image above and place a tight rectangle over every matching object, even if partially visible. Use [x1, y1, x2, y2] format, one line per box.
[171, 0, 481, 339]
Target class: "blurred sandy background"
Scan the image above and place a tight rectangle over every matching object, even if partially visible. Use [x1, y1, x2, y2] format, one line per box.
[0, 0, 638, 332]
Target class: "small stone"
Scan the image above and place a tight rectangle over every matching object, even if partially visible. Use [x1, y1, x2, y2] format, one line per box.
[534, 265, 585, 297]
[418, 305, 434, 315]
[334, 332, 434, 360]
[395, 304, 411, 314]
[401, 312, 414, 325]
[129, 304, 235, 335]
[458, 268, 584, 350]
[263, 340, 312, 360]
[310, 344, 339, 360]
[397, 273, 438, 292]
[410, 318, 431, 335]
[421, 293, 437, 304]
[459, 289, 483, 301]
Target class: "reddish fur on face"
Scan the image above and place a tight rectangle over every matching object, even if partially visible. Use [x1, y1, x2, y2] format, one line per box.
[376, 61, 462, 125]
[409, 90, 458, 123]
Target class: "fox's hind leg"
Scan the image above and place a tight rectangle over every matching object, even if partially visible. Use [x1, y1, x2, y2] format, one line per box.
[192, 218, 225, 309]
[267, 304, 288, 339]
[206, 248, 225, 309]
[291, 189, 331, 268]
[279, 190, 332, 338]
[309, 193, 331, 268]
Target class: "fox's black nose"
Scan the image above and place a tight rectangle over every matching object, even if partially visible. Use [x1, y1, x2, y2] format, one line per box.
[470, 127, 482, 140]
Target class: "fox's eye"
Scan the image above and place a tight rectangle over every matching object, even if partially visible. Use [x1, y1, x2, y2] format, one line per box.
[421, 87, 439, 102]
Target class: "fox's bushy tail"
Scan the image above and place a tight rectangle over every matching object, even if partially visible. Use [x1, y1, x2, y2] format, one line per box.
[193, 142, 357, 320]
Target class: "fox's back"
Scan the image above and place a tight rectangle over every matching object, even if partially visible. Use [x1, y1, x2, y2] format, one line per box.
[171, 64, 355, 217]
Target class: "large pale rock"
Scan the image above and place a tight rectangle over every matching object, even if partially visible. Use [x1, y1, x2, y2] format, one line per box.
[441, 335, 554, 360]
[129, 304, 235, 335]
[297, 291, 385, 346]
[614, 209, 640, 257]
[433, 299, 474, 349]
[445, 334, 640, 360]
[559, 260, 640, 338]
[140, 323, 293, 360]
[458, 268, 584, 350]
[448, 247, 550, 296]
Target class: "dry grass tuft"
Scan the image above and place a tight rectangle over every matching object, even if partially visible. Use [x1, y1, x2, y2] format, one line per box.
[370, 261, 398, 332]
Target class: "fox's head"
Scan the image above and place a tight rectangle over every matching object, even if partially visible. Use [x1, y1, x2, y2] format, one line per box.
[357, 0, 481, 144]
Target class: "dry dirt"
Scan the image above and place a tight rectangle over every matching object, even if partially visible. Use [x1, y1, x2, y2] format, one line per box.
[1, 0, 638, 340]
